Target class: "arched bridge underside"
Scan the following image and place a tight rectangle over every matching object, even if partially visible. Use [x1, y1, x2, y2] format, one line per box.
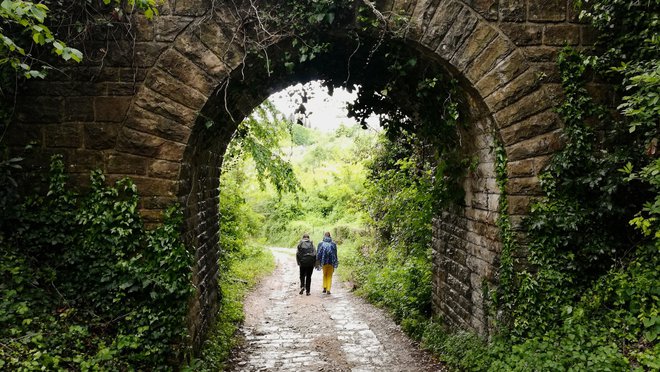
[7, 0, 597, 349]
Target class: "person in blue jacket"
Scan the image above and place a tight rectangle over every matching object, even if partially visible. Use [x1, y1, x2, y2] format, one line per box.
[316, 231, 338, 295]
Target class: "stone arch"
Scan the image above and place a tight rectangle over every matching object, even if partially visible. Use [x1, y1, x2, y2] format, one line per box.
[6, 0, 580, 349]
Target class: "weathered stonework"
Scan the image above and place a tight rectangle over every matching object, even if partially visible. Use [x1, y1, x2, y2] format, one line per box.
[4, 0, 594, 352]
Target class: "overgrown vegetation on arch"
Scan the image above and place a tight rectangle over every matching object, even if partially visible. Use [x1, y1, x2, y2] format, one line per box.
[0, 0, 657, 369]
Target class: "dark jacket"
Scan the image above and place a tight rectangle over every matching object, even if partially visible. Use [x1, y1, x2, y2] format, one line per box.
[296, 238, 316, 267]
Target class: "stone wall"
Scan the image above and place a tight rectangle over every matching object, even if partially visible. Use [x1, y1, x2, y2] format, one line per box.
[3, 0, 596, 349]
[432, 116, 501, 336]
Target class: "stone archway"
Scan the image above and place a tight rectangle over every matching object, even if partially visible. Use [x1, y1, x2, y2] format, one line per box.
[6, 0, 588, 349]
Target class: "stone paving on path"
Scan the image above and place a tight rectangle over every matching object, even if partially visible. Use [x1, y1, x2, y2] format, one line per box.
[228, 247, 444, 372]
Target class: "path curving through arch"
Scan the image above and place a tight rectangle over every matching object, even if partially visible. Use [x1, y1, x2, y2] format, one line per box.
[228, 247, 445, 371]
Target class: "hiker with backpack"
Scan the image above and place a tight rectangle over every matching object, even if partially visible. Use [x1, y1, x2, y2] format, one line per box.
[296, 233, 317, 296]
[317, 231, 339, 295]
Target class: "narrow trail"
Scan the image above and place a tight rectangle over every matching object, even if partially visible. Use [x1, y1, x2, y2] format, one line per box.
[228, 247, 445, 371]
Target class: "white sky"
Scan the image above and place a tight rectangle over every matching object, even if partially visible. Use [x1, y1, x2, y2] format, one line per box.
[268, 81, 379, 132]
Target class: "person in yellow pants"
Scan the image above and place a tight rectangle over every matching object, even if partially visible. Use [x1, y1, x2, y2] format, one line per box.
[316, 232, 339, 295]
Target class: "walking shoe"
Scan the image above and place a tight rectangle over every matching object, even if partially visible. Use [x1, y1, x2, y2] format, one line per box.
[306, 292, 310, 296]
[327, 291, 331, 295]
[322, 288, 326, 293]
[299, 288, 304, 295]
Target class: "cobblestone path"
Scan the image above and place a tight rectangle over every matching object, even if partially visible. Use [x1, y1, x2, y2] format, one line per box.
[228, 247, 444, 372]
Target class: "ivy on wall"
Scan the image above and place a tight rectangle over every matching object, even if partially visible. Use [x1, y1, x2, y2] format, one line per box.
[0, 156, 193, 370]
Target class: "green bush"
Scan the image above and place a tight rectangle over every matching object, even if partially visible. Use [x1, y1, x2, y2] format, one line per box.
[0, 155, 192, 370]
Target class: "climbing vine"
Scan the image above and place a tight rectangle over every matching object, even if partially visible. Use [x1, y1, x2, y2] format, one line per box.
[0, 156, 193, 370]
[493, 140, 515, 316]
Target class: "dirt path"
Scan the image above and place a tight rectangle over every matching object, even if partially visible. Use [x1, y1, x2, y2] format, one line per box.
[228, 247, 445, 371]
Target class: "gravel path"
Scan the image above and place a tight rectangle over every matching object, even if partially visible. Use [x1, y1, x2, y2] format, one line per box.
[227, 247, 445, 371]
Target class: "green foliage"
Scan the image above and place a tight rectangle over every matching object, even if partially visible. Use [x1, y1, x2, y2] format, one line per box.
[225, 100, 301, 196]
[0, 155, 192, 370]
[443, 1, 660, 369]
[336, 1, 659, 370]
[191, 245, 275, 371]
[258, 120, 375, 247]
[0, 0, 81, 78]
[290, 122, 319, 146]
[0, 0, 161, 79]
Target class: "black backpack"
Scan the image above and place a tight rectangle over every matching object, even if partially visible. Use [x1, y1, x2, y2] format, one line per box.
[298, 240, 316, 266]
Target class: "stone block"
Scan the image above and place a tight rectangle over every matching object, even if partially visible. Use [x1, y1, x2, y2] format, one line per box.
[500, 23, 543, 46]
[470, 0, 498, 20]
[95, 96, 132, 122]
[500, 109, 561, 145]
[465, 36, 513, 83]
[15, 96, 63, 124]
[505, 129, 564, 162]
[465, 207, 498, 225]
[544, 24, 580, 46]
[149, 159, 181, 178]
[446, 272, 471, 298]
[442, 257, 471, 284]
[450, 21, 498, 72]
[529, 0, 566, 22]
[144, 67, 207, 110]
[410, 0, 448, 39]
[493, 86, 553, 128]
[393, 0, 417, 18]
[158, 48, 217, 95]
[174, 0, 212, 16]
[505, 176, 541, 196]
[140, 195, 178, 209]
[67, 149, 104, 173]
[476, 50, 529, 98]
[140, 208, 166, 223]
[133, 14, 155, 41]
[507, 155, 552, 178]
[441, 300, 471, 328]
[64, 97, 95, 121]
[105, 41, 168, 68]
[129, 176, 179, 197]
[126, 104, 192, 143]
[135, 42, 171, 68]
[157, 140, 186, 161]
[105, 82, 139, 96]
[466, 240, 498, 264]
[507, 194, 533, 215]
[155, 16, 194, 42]
[533, 62, 561, 83]
[523, 46, 561, 62]
[116, 127, 164, 157]
[468, 219, 501, 246]
[483, 69, 538, 112]
[135, 87, 198, 125]
[419, 1, 463, 50]
[107, 153, 148, 175]
[440, 243, 468, 265]
[84, 123, 119, 150]
[436, 8, 478, 61]
[175, 31, 234, 79]
[499, 0, 526, 22]
[117, 67, 149, 82]
[45, 123, 81, 148]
